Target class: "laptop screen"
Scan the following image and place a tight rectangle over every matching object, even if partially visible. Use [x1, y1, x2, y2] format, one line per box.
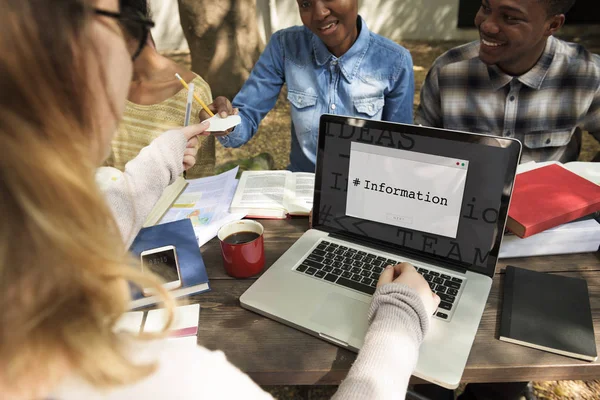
[313, 115, 521, 278]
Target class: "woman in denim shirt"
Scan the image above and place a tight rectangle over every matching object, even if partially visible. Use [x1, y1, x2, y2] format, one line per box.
[208, 0, 415, 172]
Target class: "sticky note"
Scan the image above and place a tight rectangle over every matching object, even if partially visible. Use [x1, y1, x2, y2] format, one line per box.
[205, 114, 242, 132]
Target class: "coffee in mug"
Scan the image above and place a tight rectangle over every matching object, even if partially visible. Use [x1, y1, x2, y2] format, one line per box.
[217, 220, 265, 278]
[223, 231, 261, 245]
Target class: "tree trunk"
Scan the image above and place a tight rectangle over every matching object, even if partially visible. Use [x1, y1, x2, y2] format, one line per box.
[178, 0, 263, 100]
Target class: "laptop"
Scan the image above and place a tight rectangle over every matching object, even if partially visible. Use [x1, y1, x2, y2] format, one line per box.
[240, 114, 522, 389]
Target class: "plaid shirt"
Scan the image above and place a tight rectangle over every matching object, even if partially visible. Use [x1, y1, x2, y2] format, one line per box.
[415, 36, 600, 163]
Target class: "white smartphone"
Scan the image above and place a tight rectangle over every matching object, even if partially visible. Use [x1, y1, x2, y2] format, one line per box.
[140, 245, 182, 296]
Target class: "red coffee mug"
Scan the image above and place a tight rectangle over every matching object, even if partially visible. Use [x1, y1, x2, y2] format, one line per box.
[217, 220, 265, 278]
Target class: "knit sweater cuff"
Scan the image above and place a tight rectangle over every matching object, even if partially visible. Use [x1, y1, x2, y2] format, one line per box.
[368, 283, 430, 345]
[332, 284, 430, 400]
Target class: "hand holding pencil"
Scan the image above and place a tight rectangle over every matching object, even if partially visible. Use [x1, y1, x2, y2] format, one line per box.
[199, 96, 240, 137]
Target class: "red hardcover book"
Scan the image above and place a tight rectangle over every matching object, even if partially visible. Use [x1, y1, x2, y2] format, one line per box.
[506, 164, 600, 238]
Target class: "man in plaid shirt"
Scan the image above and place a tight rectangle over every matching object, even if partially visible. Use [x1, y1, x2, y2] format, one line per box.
[416, 0, 600, 163]
[416, 1, 598, 399]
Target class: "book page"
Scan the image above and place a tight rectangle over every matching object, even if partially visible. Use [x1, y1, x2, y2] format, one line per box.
[564, 162, 600, 185]
[285, 172, 315, 215]
[160, 167, 238, 227]
[231, 171, 290, 211]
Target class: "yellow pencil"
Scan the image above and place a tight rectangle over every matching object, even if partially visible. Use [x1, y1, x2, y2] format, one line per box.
[175, 73, 214, 117]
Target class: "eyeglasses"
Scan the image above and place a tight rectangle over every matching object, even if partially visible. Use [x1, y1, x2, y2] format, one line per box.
[93, 8, 155, 61]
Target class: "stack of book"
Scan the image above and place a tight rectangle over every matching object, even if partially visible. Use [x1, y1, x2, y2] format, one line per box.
[499, 161, 600, 258]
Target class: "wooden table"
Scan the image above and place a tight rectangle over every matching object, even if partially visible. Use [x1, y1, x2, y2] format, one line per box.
[193, 219, 600, 386]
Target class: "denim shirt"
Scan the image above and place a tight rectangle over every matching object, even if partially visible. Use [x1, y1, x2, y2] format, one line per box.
[218, 17, 415, 172]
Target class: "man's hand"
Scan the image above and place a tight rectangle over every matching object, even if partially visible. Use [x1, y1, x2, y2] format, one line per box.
[199, 96, 239, 137]
[377, 262, 440, 316]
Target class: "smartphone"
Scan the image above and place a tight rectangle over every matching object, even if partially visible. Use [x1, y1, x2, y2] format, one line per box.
[140, 245, 182, 296]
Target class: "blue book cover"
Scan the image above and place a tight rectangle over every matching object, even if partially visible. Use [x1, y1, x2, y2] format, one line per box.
[129, 219, 210, 309]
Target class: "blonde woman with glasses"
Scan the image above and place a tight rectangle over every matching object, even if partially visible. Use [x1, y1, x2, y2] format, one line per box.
[0, 1, 439, 399]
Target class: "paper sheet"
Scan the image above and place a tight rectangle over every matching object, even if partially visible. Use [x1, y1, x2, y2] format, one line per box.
[205, 114, 242, 132]
[114, 311, 144, 333]
[160, 167, 245, 246]
[516, 161, 600, 184]
[144, 303, 200, 337]
[166, 335, 199, 347]
[195, 179, 246, 246]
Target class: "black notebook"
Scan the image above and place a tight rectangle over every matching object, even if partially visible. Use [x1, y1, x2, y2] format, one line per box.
[499, 265, 597, 361]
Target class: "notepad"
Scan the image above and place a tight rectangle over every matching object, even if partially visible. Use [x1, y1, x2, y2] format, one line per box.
[114, 304, 200, 338]
[144, 303, 200, 337]
[499, 266, 597, 361]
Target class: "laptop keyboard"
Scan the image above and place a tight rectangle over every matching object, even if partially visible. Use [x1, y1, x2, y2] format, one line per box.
[294, 240, 464, 321]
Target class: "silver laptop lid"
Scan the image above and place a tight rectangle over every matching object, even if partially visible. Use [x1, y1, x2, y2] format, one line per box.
[313, 115, 522, 278]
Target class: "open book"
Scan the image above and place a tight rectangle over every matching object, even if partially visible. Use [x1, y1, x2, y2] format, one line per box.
[229, 171, 315, 219]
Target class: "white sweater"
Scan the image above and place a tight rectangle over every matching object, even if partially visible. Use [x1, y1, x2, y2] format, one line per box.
[64, 129, 429, 399]
[49, 285, 428, 400]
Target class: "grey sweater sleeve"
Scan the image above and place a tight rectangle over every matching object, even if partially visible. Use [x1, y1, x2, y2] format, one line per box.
[102, 130, 187, 247]
[332, 284, 430, 400]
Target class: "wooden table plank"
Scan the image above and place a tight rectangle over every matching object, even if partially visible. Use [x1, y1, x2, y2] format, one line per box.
[200, 219, 600, 279]
[463, 271, 600, 383]
[192, 280, 356, 385]
[497, 253, 600, 274]
[196, 270, 600, 385]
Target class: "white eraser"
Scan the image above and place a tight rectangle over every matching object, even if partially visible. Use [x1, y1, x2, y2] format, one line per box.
[205, 114, 241, 132]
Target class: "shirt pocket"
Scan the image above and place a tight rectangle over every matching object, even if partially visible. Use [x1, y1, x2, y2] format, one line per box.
[287, 89, 318, 135]
[354, 96, 385, 118]
[522, 129, 574, 149]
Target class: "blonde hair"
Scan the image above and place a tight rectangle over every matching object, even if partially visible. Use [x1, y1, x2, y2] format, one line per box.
[0, 0, 174, 394]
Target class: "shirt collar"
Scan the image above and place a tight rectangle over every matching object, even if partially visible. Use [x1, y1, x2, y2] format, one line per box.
[487, 36, 556, 91]
[312, 16, 371, 82]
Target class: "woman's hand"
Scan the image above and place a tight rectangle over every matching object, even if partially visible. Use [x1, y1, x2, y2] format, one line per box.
[377, 262, 440, 316]
[180, 121, 210, 170]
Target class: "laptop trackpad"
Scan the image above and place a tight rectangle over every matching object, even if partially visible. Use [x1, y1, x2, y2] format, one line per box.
[310, 292, 369, 344]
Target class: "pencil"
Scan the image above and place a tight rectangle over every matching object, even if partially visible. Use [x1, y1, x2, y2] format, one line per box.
[175, 73, 214, 117]
[184, 83, 194, 127]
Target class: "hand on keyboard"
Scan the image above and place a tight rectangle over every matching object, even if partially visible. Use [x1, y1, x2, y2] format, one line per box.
[377, 263, 441, 317]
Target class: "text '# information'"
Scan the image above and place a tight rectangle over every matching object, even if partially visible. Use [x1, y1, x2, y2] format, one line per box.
[346, 142, 469, 238]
